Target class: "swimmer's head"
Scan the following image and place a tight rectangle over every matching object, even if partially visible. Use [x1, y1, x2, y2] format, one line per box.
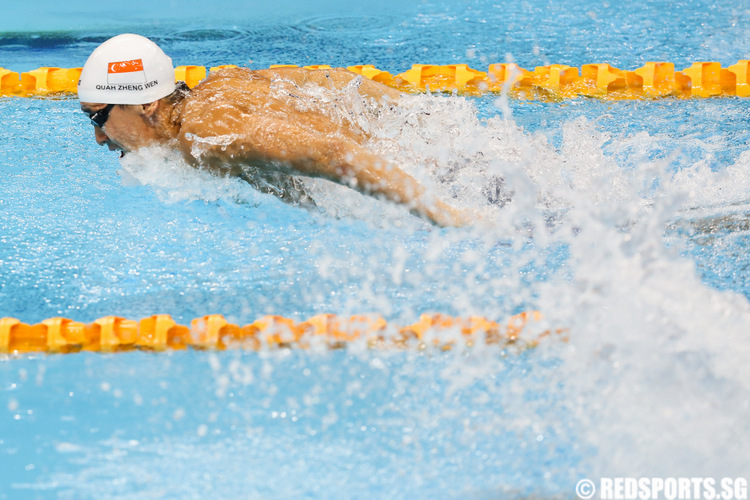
[78, 34, 176, 105]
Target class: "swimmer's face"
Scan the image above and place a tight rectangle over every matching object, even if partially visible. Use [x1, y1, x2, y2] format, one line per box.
[80, 102, 160, 155]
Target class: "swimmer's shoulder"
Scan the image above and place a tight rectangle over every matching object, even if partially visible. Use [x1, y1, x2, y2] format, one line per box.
[176, 68, 274, 133]
[254, 67, 309, 80]
[193, 67, 271, 92]
[254, 67, 350, 88]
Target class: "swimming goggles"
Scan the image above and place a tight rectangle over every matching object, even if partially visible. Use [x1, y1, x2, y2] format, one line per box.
[87, 104, 115, 128]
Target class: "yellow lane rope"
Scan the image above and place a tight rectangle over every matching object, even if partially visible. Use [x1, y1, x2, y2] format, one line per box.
[0, 312, 566, 355]
[1, 61, 749, 99]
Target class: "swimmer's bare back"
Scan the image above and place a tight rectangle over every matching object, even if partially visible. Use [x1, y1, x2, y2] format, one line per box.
[173, 67, 471, 227]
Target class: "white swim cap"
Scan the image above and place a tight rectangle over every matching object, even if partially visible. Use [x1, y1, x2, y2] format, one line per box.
[78, 34, 176, 104]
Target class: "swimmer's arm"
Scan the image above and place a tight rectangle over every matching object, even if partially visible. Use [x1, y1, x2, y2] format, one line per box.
[310, 139, 470, 227]
[179, 112, 468, 227]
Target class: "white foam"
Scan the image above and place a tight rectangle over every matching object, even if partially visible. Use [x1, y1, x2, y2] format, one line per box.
[115, 92, 750, 477]
[117, 145, 258, 204]
[368, 93, 750, 476]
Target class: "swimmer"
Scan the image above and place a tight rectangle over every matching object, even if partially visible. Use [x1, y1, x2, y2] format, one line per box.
[78, 34, 473, 227]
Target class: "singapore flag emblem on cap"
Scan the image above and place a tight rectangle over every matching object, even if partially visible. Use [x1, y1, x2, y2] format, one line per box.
[107, 59, 147, 84]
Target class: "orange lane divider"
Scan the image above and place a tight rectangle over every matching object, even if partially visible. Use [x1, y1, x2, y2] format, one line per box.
[3, 60, 750, 99]
[0, 312, 567, 355]
[0, 66, 82, 96]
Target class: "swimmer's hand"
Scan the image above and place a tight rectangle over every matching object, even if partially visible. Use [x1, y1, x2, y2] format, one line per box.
[421, 200, 497, 228]
[418, 199, 475, 227]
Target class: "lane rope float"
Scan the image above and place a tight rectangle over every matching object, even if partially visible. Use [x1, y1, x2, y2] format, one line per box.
[1, 61, 749, 99]
[0, 312, 567, 355]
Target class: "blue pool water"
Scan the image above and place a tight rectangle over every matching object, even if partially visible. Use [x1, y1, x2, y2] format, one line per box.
[2, 0, 750, 498]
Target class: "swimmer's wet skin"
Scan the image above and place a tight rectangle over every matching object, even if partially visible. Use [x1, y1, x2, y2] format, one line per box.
[78, 34, 473, 228]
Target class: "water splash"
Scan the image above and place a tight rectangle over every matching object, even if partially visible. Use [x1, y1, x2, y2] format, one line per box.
[64, 89, 750, 485]
[365, 93, 750, 476]
[118, 146, 254, 204]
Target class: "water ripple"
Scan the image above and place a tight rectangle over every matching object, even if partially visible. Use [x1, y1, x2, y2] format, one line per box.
[294, 15, 398, 35]
[168, 28, 250, 43]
